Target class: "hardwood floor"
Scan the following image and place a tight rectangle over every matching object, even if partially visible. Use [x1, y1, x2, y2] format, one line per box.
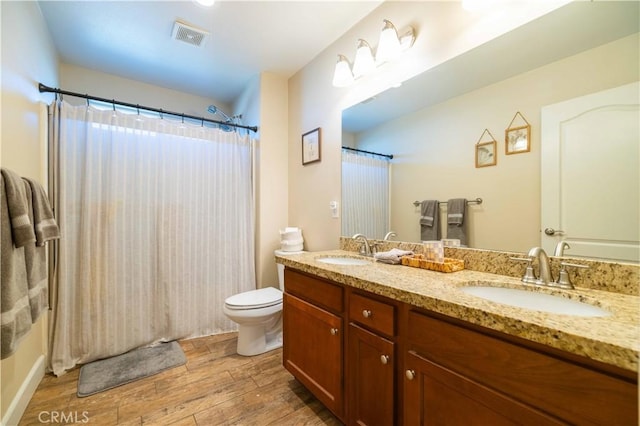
[19, 333, 342, 425]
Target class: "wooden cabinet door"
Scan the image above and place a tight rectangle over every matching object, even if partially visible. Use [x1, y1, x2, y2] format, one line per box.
[403, 351, 565, 426]
[348, 323, 395, 426]
[283, 293, 344, 419]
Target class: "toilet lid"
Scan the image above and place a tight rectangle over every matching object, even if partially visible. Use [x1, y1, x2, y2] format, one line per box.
[225, 287, 283, 310]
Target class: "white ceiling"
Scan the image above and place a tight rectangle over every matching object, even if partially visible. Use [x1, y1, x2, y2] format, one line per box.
[38, 0, 383, 104]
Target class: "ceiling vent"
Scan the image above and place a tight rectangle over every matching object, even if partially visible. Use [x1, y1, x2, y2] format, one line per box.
[172, 20, 209, 47]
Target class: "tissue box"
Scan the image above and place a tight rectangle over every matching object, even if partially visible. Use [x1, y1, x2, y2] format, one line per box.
[422, 240, 444, 263]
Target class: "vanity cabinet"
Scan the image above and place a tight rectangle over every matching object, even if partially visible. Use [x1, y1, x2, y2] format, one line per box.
[283, 269, 345, 421]
[347, 292, 397, 426]
[403, 308, 638, 425]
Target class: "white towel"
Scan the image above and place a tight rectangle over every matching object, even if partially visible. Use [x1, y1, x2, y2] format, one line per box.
[374, 248, 414, 265]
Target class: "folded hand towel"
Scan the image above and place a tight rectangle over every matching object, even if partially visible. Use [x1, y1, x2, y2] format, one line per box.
[23, 177, 60, 246]
[374, 248, 414, 265]
[0, 169, 35, 248]
[446, 198, 467, 246]
[420, 200, 440, 241]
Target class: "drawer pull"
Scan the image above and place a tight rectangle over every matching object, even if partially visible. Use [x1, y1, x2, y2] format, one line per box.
[380, 355, 390, 365]
[330, 328, 339, 335]
[362, 309, 372, 318]
[405, 369, 416, 380]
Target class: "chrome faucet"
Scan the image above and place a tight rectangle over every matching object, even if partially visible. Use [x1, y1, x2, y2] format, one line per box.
[554, 241, 570, 257]
[527, 247, 552, 285]
[352, 233, 372, 256]
[383, 231, 397, 241]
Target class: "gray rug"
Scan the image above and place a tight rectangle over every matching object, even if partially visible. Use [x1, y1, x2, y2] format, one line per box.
[77, 341, 186, 397]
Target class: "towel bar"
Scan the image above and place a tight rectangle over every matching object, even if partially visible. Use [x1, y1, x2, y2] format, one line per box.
[412, 198, 483, 207]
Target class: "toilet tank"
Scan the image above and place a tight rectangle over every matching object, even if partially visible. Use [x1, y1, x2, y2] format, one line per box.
[274, 249, 304, 291]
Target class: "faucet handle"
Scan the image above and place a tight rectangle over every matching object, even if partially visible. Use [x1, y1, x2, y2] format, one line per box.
[553, 262, 589, 289]
[510, 257, 537, 284]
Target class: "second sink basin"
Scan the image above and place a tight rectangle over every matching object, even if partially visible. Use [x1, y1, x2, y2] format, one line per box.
[317, 256, 370, 266]
[460, 286, 610, 317]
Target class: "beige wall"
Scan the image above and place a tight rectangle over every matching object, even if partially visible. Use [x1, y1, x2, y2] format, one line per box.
[287, 1, 569, 251]
[254, 73, 290, 288]
[60, 63, 231, 116]
[354, 34, 639, 253]
[1, 1, 59, 423]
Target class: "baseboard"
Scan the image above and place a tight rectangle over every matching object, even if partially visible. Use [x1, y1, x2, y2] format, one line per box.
[1, 355, 45, 426]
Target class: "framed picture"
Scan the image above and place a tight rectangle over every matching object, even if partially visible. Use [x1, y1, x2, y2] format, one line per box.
[302, 127, 321, 165]
[505, 124, 531, 154]
[475, 141, 496, 168]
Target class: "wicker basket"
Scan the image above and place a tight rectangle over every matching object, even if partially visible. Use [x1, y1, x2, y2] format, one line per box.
[401, 254, 464, 273]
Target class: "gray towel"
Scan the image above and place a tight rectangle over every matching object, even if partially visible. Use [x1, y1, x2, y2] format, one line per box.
[446, 198, 467, 246]
[23, 177, 60, 246]
[1, 173, 33, 359]
[374, 248, 414, 265]
[420, 200, 440, 241]
[23, 181, 50, 323]
[0, 168, 35, 248]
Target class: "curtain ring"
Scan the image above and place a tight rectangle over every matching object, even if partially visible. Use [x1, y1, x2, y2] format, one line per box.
[182, 114, 185, 124]
[159, 108, 163, 119]
[201, 117, 204, 127]
[85, 95, 89, 107]
[112, 100, 116, 112]
[136, 104, 140, 115]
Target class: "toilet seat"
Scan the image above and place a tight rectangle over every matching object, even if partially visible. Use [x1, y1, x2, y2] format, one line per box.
[225, 287, 282, 310]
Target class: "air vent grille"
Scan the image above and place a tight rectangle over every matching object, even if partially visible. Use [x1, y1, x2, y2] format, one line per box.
[172, 20, 209, 47]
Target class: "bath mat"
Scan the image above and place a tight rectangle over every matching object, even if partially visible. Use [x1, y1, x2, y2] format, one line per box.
[77, 341, 186, 397]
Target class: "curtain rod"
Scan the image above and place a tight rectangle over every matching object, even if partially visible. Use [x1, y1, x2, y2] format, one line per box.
[38, 83, 258, 133]
[342, 146, 393, 160]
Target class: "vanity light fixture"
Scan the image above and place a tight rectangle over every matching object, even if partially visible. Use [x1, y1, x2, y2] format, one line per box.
[332, 19, 416, 87]
[376, 20, 402, 64]
[332, 55, 355, 88]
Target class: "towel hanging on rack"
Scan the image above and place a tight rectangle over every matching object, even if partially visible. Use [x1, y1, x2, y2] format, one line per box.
[446, 198, 467, 246]
[419, 200, 440, 241]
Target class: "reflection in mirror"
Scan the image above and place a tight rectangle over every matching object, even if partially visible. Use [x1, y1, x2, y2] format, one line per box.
[340, 1, 640, 261]
[341, 147, 392, 240]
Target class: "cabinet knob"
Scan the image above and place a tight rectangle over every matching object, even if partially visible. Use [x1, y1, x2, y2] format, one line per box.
[405, 369, 416, 380]
[330, 328, 339, 335]
[362, 309, 372, 318]
[380, 355, 390, 365]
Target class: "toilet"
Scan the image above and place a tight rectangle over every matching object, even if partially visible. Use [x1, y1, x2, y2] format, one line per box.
[223, 249, 302, 356]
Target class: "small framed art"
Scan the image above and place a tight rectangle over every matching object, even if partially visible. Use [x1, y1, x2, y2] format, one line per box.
[302, 127, 321, 165]
[476, 141, 497, 168]
[505, 112, 531, 155]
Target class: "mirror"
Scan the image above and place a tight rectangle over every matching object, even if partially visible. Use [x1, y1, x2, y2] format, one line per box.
[341, 2, 640, 261]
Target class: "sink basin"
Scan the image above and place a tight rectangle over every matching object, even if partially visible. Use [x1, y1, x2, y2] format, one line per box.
[460, 286, 610, 317]
[317, 257, 370, 266]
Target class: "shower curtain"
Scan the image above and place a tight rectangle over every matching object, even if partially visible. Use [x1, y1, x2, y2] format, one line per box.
[341, 149, 390, 240]
[48, 100, 255, 376]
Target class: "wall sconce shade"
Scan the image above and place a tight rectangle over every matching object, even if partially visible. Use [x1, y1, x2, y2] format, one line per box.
[332, 54, 355, 87]
[352, 39, 376, 78]
[376, 19, 401, 64]
[332, 19, 416, 88]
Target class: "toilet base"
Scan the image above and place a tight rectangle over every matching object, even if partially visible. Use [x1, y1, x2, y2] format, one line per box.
[236, 315, 283, 356]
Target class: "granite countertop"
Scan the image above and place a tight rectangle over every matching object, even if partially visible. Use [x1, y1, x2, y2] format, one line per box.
[276, 250, 640, 373]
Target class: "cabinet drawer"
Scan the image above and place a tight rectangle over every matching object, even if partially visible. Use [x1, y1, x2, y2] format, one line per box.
[349, 292, 395, 337]
[284, 268, 343, 314]
[407, 310, 638, 425]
